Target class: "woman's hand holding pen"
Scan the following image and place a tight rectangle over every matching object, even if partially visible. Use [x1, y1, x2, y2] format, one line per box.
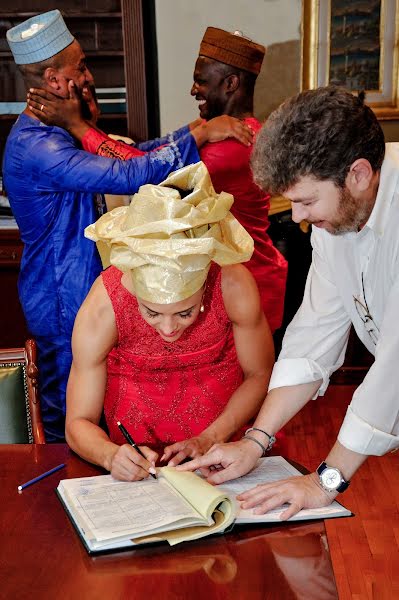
[109, 444, 158, 482]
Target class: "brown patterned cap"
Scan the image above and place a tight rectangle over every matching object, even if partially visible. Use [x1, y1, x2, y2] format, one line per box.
[199, 27, 265, 75]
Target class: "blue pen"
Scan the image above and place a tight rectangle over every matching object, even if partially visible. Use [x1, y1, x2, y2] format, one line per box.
[17, 463, 66, 491]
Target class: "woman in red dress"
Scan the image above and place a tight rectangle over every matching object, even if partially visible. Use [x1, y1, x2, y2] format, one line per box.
[65, 164, 275, 481]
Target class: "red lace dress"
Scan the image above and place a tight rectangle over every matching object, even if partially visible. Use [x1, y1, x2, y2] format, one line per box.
[102, 264, 243, 448]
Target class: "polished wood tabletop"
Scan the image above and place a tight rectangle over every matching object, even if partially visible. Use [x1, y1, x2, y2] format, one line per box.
[0, 444, 338, 599]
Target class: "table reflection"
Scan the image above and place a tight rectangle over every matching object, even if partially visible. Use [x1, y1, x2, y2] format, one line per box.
[83, 522, 337, 599]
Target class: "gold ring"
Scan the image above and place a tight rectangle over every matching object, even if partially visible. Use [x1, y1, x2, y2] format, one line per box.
[40, 104, 44, 112]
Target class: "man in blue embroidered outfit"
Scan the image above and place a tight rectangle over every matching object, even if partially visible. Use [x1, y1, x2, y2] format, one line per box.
[179, 86, 399, 516]
[3, 10, 252, 441]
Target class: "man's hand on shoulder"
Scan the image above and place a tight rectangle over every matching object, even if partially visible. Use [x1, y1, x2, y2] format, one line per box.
[191, 115, 254, 147]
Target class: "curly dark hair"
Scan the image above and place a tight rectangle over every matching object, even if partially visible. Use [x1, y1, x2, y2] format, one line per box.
[251, 85, 385, 195]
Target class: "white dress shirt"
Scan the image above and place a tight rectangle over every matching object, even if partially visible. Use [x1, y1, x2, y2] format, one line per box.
[269, 143, 399, 455]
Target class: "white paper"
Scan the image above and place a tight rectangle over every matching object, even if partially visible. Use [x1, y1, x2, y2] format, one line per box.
[59, 474, 205, 542]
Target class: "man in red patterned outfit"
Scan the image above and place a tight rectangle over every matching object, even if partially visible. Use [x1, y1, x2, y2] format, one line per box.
[191, 27, 288, 333]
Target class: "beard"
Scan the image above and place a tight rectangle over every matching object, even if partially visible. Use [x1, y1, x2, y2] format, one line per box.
[81, 83, 99, 121]
[322, 186, 373, 236]
[81, 96, 93, 120]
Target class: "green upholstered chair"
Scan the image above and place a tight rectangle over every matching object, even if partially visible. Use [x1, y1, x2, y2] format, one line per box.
[0, 339, 45, 443]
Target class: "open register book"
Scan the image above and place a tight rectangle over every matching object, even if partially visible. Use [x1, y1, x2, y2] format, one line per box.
[56, 457, 351, 554]
[56, 466, 235, 554]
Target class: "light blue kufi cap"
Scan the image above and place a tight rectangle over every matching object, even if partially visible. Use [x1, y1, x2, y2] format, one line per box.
[6, 10, 74, 65]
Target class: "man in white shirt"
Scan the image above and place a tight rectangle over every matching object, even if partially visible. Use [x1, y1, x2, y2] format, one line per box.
[178, 85, 399, 517]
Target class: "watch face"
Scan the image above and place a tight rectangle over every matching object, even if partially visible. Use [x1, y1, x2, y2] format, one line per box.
[321, 467, 341, 490]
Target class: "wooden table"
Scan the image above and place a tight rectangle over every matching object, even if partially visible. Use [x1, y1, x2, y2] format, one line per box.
[0, 444, 338, 599]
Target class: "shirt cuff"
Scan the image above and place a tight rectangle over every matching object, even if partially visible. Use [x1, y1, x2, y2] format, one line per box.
[338, 405, 399, 455]
[268, 358, 329, 398]
[175, 132, 200, 166]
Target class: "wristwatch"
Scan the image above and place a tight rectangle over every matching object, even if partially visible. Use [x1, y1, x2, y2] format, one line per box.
[316, 462, 350, 493]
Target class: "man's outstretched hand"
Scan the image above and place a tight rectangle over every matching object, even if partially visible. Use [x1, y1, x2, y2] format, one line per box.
[176, 440, 336, 519]
[175, 439, 262, 484]
[161, 434, 215, 467]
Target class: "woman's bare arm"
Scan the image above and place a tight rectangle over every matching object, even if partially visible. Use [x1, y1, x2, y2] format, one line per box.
[66, 276, 158, 480]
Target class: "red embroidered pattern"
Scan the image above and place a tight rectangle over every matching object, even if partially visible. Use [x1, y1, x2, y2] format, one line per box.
[96, 140, 131, 160]
[102, 264, 243, 447]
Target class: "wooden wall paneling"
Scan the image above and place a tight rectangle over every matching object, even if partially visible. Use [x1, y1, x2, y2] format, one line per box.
[121, 0, 159, 141]
[121, 0, 148, 141]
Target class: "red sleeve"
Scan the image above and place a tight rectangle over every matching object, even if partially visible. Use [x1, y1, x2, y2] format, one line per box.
[81, 128, 145, 160]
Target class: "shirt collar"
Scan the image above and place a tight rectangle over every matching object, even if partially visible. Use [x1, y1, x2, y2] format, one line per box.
[364, 143, 399, 237]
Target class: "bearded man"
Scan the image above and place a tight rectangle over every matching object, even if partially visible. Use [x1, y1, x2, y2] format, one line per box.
[179, 86, 399, 518]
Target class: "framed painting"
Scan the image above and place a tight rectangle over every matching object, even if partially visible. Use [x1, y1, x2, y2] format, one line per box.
[302, 0, 399, 119]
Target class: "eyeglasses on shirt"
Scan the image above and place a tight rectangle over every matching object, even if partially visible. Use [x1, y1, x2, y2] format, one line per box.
[353, 272, 380, 345]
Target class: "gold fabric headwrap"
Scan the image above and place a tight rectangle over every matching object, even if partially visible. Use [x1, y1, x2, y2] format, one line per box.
[85, 162, 254, 304]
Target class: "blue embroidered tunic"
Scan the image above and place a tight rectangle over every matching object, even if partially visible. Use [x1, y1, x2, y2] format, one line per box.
[3, 114, 198, 441]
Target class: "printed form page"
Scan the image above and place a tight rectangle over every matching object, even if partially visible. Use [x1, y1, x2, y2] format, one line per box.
[60, 475, 204, 542]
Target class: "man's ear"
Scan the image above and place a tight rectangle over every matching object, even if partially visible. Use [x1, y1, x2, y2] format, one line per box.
[43, 67, 62, 92]
[346, 158, 374, 193]
[224, 73, 240, 94]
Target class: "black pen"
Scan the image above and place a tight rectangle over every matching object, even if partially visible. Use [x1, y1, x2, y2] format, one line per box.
[117, 420, 157, 479]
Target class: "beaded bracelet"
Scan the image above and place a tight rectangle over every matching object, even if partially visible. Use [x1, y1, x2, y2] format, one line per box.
[244, 427, 276, 452]
[243, 434, 267, 457]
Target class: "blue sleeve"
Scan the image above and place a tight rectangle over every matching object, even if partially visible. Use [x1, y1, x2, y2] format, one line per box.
[136, 125, 191, 152]
[28, 128, 199, 195]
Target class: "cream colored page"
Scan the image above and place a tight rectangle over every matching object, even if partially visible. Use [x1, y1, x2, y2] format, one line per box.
[161, 467, 231, 521]
[131, 469, 235, 546]
[60, 474, 206, 542]
[164, 499, 235, 546]
[218, 457, 350, 521]
[136, 501, 235, 547]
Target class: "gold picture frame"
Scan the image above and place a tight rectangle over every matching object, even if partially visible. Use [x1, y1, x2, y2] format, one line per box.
[302, 0, 399, 119]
